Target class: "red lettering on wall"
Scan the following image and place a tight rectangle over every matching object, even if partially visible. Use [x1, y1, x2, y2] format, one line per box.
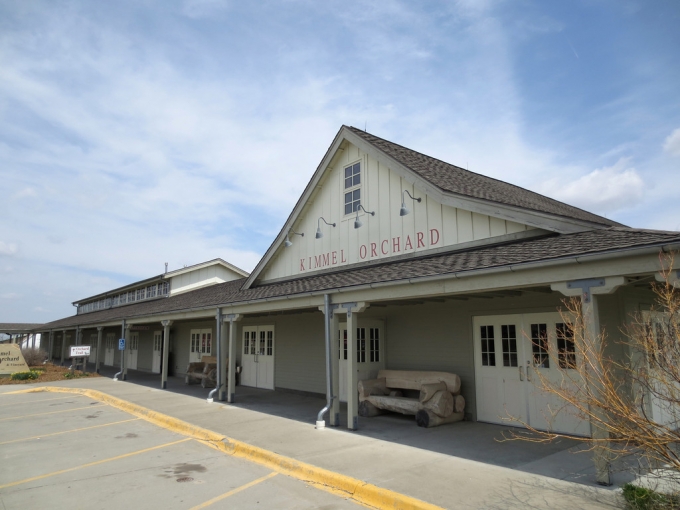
[370, 242, 377, 257]
[332, 251, 337, 265]
[300, 259, 306, 271]
[359, 245, 367, 259]
[381, 240, 389, 255]
[417, 232, 425, 248]
[405, 235, 413, 250]
[341, 250, 347, 263]
[430, 228, 440, 246]
[392, 237, 401, 253]
[314, 255, 322, 268]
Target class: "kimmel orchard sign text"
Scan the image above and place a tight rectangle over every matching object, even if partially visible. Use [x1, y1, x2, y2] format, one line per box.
[299, 228, 441, 273]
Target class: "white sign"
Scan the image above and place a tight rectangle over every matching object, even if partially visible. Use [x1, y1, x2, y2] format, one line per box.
[70, 345, 91, 357]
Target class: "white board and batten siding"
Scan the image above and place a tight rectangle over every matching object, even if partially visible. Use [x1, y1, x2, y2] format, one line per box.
[261, 142, 532, 282]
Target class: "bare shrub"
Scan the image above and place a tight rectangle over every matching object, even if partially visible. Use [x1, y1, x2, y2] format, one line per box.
[21, 347, 48, 366]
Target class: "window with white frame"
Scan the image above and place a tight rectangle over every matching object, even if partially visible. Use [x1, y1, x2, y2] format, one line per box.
[113, 295, 119, 306]
[344, 162, 361, 215]
[136, 288, 145, 301]
[128, 290, 135, 302]
[159, 281, 169, 296]
[147, 284, 156, 298]
[119, 293, 127, 304]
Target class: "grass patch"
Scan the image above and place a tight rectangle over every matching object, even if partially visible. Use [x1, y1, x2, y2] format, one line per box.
[10, 371, 41, 381]
[623, 483, 680, 510]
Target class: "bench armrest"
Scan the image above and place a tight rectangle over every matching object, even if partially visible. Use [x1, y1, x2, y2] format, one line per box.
[358, 377, 388, 400]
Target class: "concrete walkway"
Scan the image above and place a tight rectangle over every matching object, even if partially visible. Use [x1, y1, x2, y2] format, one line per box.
[8, 374, 628, 509]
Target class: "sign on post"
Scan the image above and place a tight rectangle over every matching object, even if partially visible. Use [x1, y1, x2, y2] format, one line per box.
[69, 345, 91, 358]
[118, 338, 125, 350]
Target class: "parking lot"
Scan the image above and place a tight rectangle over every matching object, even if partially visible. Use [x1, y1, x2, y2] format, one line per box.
[0, 391, 363, 510]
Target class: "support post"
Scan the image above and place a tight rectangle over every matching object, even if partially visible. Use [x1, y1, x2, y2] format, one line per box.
[208, 309, 223, 402]
[95, 327, 103, 374]
[551, 276, 624, 486]
[219, 313, 228, 401]
[48, 331, 54, 363]
[226, 314, 241, 403]
[60, 330, 67, 366]
[161, 320, 173, 389]
[330, 308, 340, 426]
[346, 308, 358, 430]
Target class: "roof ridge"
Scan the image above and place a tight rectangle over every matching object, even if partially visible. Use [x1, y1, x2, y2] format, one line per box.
[346, 126, 624, 228]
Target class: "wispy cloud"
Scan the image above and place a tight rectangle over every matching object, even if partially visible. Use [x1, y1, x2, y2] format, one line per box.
[663, 128, 680, 157]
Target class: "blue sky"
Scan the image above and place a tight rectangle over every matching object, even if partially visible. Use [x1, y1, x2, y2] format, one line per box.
[1, 0, 679, 323]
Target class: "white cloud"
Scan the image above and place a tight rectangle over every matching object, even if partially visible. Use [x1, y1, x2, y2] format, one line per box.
[0, 242, 18, 256]
[538, 158, 645, 214]
[663, 128, 680, 157]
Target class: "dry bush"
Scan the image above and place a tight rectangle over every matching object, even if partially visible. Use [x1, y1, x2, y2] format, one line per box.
[21, 347, 48, 366]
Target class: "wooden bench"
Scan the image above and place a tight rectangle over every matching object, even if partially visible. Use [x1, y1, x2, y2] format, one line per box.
[358, 370, 465, 428]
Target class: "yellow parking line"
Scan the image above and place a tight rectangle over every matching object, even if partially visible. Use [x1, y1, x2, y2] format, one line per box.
[0, 418, 141, 445]
[0, 437, 191, 490]
[0, 395, 82, 406]
[189, 472, 279, 510]
[0, 404, 105, 421]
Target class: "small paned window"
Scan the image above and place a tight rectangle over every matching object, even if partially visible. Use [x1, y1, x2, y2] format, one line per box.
[369, 328, 379, 363]
[480, 325, 495, 366]
[148, 285, 157, 298]
[113, 295, 119, 306]
[120, 293, 127, 304]
[259, 331, 266, 355]
[357, 328, 366, 363]
[556, 323, 576, 369]
[266, 331, 273, 356]
[128, 291, 135, 302]
[344, 162, 361, 215]
[158, 282, 169, 296]
[501, 325, 518, 367]
[244, 333, 250, 355]
[531, 323, 550, 368]
[137, 288, 145, 301]
[339, 329, 347, 360]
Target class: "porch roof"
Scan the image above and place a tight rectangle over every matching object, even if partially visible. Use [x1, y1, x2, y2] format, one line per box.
[36, 227, 680, 331]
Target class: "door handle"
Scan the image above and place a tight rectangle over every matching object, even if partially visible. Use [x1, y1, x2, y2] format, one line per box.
[519, 366, 524, 381]
[526, 364, 532, 382]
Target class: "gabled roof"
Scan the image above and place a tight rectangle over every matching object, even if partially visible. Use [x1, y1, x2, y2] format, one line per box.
[35, 227, 680, 331]
[346, 127, 623, 228]
[243, 125, 624, 289]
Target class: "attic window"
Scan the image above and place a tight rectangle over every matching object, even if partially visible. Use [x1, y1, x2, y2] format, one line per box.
[344, 162, 361, 215]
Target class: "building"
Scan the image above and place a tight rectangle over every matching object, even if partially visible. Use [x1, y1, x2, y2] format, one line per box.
[32, 126, 680, 484]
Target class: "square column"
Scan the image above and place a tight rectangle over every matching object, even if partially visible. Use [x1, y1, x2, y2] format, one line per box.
[48, 331, 54, 363]
[219, 315, 228, 401]
[95, 327, 103, 374]
[330, 310, 340, 427]
[60, 330, 67, 365]
[346, 308, 358, 430]
[226, 314, 241, 403]
[161, 320, 173, 389]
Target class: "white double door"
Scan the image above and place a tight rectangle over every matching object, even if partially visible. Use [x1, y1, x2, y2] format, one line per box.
[189, 329, 213, 363]
[127, 332, 139, 370]
[241, 326, 275, 390]
[105, 333, 115, 366]
[338, 320, 385, 402]
[152, 331, 162, 373]
[474, 312, 590, 436]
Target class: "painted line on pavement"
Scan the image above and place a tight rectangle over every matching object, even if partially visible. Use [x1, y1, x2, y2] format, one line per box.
[0, 395, 82, 406]
[189, 472, 279, 510]
[0, 437, 191, 490]
[8, 386, 444, 510]
[0, 403, 105, 421]
[0, 418, 141, 445]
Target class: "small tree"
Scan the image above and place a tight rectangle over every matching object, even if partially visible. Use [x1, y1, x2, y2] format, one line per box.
[510, 260, 680, 505]
[21, 347, 48, 367]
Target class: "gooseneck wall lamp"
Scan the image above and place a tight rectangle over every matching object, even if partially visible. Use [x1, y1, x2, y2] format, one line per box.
[353, 204, 375, 229]
[400, 190, 422, 216]
[284, 228, 304, 248]
[315, 217, 336, 239]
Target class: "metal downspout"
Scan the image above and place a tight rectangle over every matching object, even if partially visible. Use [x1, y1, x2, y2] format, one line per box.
[114, 319, 125, 381]
[208, 308, 221, 402]
[316, 294, 334, 429]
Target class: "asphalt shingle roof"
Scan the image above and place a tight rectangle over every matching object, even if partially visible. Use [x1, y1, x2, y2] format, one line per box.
[347, 126, 623, 228]
[37, 227, 680, 331]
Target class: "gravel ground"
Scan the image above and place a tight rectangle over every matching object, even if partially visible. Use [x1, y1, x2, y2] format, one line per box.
[0, 363, 101, 385]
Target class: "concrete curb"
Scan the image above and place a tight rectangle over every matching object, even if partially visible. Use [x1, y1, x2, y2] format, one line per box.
[7, 386, 444, 510]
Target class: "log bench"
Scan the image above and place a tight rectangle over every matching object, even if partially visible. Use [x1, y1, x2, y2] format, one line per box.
[358, 370, 465, 428]
[185, 356, 241, 388]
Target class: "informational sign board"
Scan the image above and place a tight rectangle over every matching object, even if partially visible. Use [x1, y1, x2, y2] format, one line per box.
[69, 345, 91, 358]
[0, 344, 29, 375]
[118, 338, 125, 350]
